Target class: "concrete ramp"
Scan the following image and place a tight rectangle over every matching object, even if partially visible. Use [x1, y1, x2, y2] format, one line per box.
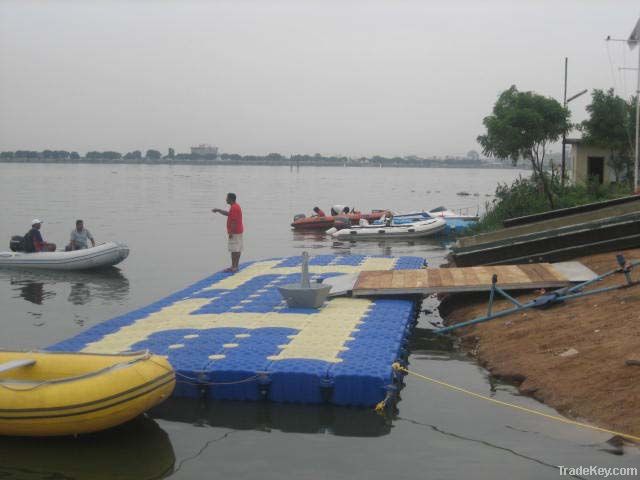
[352, 262, 596, 297]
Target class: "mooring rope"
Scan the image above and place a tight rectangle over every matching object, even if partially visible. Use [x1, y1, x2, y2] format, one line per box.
[174, 372, 264, 386]
[147, 357, 266, 386]
[391, 363, 640, 443]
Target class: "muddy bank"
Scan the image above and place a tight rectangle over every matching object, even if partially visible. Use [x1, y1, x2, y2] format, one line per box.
[441, 249, 640, 439]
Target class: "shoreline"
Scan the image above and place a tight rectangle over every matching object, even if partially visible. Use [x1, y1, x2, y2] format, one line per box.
[0, 159, 526, 170]
[440, 249, 640, 441]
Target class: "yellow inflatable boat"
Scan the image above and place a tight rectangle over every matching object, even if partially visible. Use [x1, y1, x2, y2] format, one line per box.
[0, 350, 175, 437]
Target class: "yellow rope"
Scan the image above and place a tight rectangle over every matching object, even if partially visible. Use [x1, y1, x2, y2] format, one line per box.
[391, 363, 640, 443]
[375, 391, 393, 413]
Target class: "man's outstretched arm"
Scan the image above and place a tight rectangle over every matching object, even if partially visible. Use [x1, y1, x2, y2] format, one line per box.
[212, 208, 229, 216]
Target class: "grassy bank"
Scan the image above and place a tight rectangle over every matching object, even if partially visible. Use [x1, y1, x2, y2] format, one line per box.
[471, 175, 633, 234]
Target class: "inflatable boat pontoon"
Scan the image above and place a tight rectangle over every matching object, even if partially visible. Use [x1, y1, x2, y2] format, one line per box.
[0, 242, 129, 270]
[331, 217, 446, 240]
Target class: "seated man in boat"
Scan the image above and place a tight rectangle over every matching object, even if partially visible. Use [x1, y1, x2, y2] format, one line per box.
[23, 219, 56, 253]
[312, 207, 326, 217]
[330, 205, 349, 216]
[67, 219, 95, 250]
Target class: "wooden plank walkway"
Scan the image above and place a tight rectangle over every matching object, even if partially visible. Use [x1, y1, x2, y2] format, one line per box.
[352, 263, 573, 296]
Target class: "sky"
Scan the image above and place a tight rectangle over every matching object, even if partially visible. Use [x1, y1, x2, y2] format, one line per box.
[0, 0, 638, 157]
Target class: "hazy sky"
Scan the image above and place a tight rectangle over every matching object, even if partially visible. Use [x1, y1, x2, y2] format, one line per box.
[0, 0, 638, 157]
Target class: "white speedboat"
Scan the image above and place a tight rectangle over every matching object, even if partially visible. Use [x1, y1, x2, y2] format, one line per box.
[331, 217, 446, 240]
[427, 206, 478, 221]
[387, 207, 478, 222]
[0, 242, 129, 270]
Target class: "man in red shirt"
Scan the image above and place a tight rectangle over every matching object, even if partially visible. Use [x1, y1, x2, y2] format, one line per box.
[212, 192, 244, 273]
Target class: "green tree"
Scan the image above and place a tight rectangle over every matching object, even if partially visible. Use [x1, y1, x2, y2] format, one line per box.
[168, 147, 175, 158]
[145, 149, 161, 160]
[467, 150, 480, 160]
[266, 153, 284, 163]
[478, 85, 570, 208]
[123, 150, 142, 160]
[221, 153, 241, 162]
[580, 89, 637, 184]
[102, 151, 122, 160]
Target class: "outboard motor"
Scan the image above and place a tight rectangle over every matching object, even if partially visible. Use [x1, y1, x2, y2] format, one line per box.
[293, 213, 306, 222]
[9, 235, 24, 252]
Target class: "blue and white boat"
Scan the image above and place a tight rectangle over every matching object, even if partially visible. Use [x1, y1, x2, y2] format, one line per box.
[330, 217, 446, 240]
[426, 206, 478, 222]
[382, 207, 478, 235]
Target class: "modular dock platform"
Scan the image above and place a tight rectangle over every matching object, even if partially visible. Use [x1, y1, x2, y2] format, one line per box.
[49, 255, 424, 406]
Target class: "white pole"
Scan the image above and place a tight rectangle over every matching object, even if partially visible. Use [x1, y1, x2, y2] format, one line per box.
[635, 43, 640, 192]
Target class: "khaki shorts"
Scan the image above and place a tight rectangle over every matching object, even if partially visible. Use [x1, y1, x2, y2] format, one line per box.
[228, 233, 243, 253]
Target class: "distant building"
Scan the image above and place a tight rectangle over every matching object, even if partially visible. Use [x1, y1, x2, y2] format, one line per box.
[566, 138, 615, 186]
[190, 144, 219, 156]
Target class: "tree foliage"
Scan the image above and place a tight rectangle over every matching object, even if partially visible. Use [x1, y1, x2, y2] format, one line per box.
[86, 151, 121, 160]
[14, 151, 39, 158]
[478, 85, 570, 207]
[145, 149, 162, 160]
[466, 150, 480, 160]
[580, 88, 637, 183]
[470, 175, 631, 234]
[42, 150, 70, 159]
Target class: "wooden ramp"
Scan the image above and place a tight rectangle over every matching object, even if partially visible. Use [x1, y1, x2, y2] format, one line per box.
[352, 262, 593, 296]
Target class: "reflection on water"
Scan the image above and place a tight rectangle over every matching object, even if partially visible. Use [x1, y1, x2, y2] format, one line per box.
[69, 282, 92, 305]
[333, 237, 447, 251]
[6, 267, 130, 306]
[291, 229, 450, 259]
[291, 230, 331, 249]
[13, 280, 51, 305]
[0, 416, 175, 480]
[332, 238, 448, 259]
[408, 326, 455, 353]
[151, 398, 392, 438]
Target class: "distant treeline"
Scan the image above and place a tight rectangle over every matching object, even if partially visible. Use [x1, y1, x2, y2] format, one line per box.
[0, 149, 523, 168]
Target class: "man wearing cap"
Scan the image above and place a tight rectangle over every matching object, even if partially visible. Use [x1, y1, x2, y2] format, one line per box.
[23, 219, 56, 253]
[212, 192, 244, 273]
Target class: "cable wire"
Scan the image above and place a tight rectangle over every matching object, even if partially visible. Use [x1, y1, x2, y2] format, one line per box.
[392, 363, 640, 443]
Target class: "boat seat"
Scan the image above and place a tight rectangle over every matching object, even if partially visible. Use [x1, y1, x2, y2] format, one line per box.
[0, 359, 36, 374]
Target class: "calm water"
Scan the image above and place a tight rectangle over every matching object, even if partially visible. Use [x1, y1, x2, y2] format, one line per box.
[0, 164, 637, 479]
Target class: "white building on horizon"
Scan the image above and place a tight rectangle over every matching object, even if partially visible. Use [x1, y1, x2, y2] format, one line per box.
[190, 144, 219, 156]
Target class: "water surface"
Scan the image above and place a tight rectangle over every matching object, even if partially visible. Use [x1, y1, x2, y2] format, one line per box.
[0, 164, 636, 479]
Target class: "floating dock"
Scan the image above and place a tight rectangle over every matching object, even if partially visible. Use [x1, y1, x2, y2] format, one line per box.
[49, 255, 424, 406]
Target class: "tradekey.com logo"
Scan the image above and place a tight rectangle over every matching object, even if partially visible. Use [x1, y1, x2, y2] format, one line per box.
[558, 466, 638, 477]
